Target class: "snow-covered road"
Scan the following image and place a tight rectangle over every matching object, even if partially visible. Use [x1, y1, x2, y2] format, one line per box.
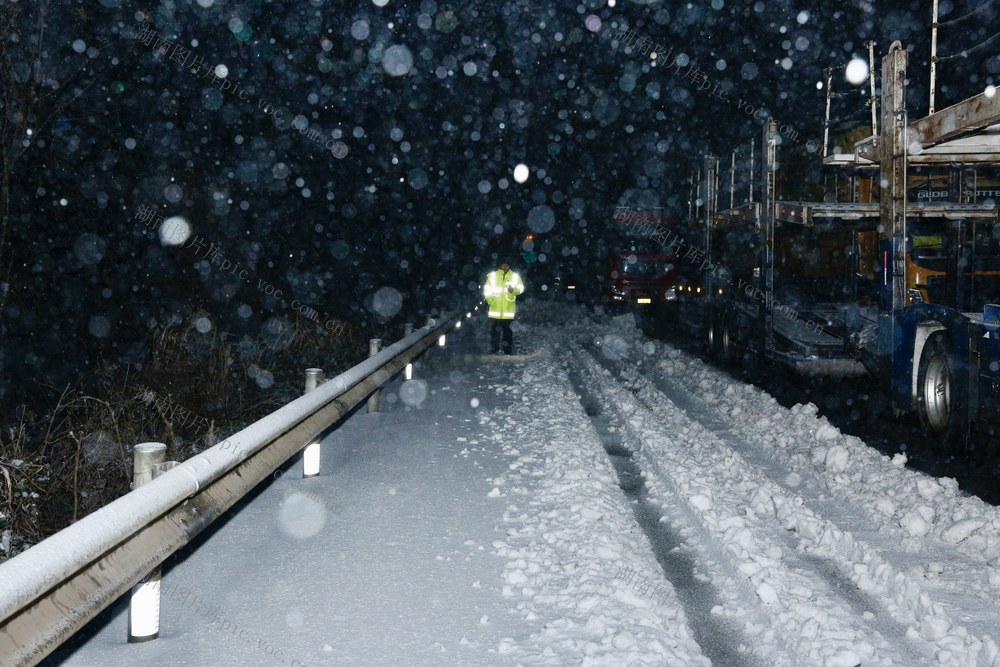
[45, 303, 1000, 666]
[539, 304, 1000, 666]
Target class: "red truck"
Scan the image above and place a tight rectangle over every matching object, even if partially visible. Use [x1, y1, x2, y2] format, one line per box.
[604, 208, 679, 308]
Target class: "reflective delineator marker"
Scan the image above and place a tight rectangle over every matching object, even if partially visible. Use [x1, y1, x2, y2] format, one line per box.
[438, 335, 446, 347]
[128, 442, 167, 643]
[128, 574, 161, 643]
[367, 339, 382, 413]
[405, 363, 413, 380]
[303, 368, 322, 478]
[303, 442, 321, 477]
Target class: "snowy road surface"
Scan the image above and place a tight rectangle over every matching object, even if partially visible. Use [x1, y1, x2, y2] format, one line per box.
[47, 303, 1000, 666]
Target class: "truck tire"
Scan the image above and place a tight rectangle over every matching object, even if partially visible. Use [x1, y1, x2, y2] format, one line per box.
[706, 317, 718, 354]
[917, 335, 967, 451]
[720, 314, 739, 366]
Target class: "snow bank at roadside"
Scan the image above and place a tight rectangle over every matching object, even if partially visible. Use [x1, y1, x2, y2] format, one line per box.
[547, 303, 1000, 665]
[655, 346, 1000, 564]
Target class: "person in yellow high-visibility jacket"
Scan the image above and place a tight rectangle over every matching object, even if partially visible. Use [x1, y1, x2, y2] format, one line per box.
[484, 262, 525, 354]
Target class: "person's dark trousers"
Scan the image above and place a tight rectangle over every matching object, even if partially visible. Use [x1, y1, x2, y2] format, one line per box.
[490, 318, 514, 354]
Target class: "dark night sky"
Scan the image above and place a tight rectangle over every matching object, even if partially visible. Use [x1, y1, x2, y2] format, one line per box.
[0, 0, 996, 407]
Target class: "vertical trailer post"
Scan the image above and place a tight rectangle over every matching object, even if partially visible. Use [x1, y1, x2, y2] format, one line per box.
[868, 40, 878, 137]
[729, 151, 736, 210]
[694, 169, 702, 220]
[761, 120, 779, 357]
[878, 41, 909, 396]
[822, 68, 833, 159]
[703, 155, 719, 297]
[930, 0, 939, 115]
[688, 172, 695, 220]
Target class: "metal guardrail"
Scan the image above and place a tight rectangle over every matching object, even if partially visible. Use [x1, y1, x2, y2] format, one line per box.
[0, 311, 468, 665]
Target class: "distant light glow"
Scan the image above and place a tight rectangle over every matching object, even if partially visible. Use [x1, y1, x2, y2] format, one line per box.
[845, 58, 869, 85]
[513, 163, 529, 183]
[986, 85, 997, 99]
[159, 216, 191, 246]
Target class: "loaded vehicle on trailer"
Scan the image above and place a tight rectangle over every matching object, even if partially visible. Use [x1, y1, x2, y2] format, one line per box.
[685, 41, 1000, 450]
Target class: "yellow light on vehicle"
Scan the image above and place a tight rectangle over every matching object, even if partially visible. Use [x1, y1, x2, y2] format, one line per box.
[637, 297, 652, 304]
[567, 285, 576, 290]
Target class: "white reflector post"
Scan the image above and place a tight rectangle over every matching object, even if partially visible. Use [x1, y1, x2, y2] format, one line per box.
[129, 442, 167, 643]
[438, 335, 446, 347]
[303, 442, 321, 477]
[405, 363, 413, 380]
[128, 573, 161, 643]
[367, 339, 382, 413]
[304, 368, 322, 393]
[303, 367, 323, 478]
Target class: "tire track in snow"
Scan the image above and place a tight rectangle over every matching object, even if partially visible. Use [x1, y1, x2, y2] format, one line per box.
[564, 364, 761, 667]
[572, 341, 928, 666]
[482, 356, 711, 665]
[626, 340, 1000, 665]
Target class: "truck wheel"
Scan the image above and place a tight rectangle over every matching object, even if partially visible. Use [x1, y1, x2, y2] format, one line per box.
[706, 318, 718, 354]
[720, 315, 739, 366]
[917, 336, 967, 451]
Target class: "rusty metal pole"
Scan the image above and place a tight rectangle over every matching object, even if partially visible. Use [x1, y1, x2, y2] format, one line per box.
[868, 40, 878, 137]
[823, 68, 833, 159]
[930, 0, 939, 115]
[128, 443, 167, 643]
[879, 42, 909, 385]
[367, 339, 382, 413]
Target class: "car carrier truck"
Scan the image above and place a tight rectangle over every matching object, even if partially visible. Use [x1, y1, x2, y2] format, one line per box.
[679, 41, 1000, 451]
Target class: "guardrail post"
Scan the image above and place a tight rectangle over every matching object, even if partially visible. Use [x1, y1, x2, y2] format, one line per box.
[367, 339, 382, 413]
[128, 442, 167, 643]
[404, 323, 414, 379]
[302, 369, 323, 477]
